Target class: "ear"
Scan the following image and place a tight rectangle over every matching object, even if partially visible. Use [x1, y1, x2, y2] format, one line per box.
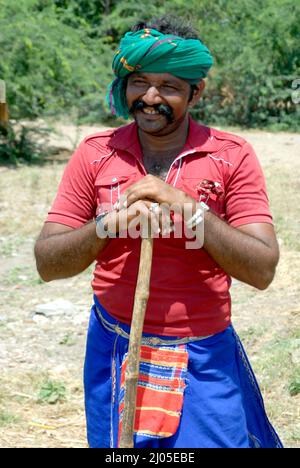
[189, 80, 206, 108]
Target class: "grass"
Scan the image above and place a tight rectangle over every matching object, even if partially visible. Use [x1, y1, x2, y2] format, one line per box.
[3, 266, 40, 286]
[0, 236, 26, 257]
[0, 163, 63, 237]
[255, 337, 296, 382]
[288, 372, 300, 397]
[237, 325, 267, 348]
[37, 380, 67, 405]
[0, 411, 20, 427]
[265, 166, 300, 252]
[59, 333, 77, 347]
[3, 266, 43, 286]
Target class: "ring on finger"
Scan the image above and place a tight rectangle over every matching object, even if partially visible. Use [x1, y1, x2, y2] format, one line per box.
[149, 202, 160, 213]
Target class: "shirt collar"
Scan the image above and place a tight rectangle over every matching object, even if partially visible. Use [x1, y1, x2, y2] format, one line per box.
[183, 116, 217, 154]
[108, 115, 218, 160]
[109, 122, 143, 161]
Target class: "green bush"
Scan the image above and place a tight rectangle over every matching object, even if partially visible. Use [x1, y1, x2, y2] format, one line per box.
[168, 0, 300, 129]
[0, 0, 113, 120]
[0, 123, 48, 164]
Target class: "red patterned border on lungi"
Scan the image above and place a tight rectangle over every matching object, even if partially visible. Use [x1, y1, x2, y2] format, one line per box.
[118, 344, 188, 443]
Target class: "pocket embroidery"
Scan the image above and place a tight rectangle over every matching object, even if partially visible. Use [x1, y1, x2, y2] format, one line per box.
[118, 344, 188, 443]
[196, 179, 224, 203]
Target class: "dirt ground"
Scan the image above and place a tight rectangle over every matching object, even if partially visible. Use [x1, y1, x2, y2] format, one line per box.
[0, 122, 299, 448]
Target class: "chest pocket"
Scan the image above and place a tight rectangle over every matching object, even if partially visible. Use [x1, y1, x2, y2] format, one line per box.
[181, 176, 225, 218]
[95, 172, 137, 213]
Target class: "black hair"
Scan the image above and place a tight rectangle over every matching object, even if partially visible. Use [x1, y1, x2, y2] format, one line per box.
[188, 84, 198, 102]
[131, 14, 201, 40]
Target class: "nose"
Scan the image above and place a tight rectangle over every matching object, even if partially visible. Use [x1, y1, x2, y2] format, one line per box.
[142, 86, 162, 106]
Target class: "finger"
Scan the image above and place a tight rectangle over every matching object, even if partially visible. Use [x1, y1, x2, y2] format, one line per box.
[117, 176, 163, 210]
[115, 178, 150, 210]
[127, 200, 160, 238]
[122, 186, 158, 209]
[139, 201, 171, 237]
[127, 200, 150, 218]
[160, 204, 173, 236]
[137, 200, 163, 236]
[149, 204, 162, 236]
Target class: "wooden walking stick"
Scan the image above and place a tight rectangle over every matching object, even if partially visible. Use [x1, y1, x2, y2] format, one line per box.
[0, 80, 9, 127]
[119, 236, 154, 448]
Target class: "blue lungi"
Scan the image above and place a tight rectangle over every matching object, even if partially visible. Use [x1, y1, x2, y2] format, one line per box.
[84, 296, 283, 448]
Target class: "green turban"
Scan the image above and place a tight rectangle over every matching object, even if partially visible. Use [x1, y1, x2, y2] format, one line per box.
[106, 28, 213, 118]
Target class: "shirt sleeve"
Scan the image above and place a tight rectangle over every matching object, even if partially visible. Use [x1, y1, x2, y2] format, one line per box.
[46, 141, 96, 228]
[225, 142, 273, 227]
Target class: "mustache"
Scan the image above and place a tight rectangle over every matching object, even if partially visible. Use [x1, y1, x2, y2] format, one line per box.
[129, 100, 174, 123]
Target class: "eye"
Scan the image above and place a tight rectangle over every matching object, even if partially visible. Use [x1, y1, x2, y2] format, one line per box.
[160, 84, 178, 91]
[132, 79, 148, 87]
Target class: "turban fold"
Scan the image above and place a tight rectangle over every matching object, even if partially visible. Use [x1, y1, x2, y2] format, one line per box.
[106, 28, 213, 118]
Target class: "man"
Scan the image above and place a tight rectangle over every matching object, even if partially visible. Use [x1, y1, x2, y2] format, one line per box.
[34, 15, 283, 448]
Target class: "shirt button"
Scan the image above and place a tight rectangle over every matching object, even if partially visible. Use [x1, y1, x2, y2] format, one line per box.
[111, 177, 118, 182]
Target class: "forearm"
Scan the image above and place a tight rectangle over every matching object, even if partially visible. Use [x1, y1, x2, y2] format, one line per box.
[203, 211, 278, 289]
[34, 221, 109, 282]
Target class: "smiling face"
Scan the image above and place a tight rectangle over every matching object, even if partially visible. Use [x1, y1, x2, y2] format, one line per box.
[126, 72, 202, 136]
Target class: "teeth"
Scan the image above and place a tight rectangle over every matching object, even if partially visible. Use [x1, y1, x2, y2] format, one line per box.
[143, 108, 159, 115]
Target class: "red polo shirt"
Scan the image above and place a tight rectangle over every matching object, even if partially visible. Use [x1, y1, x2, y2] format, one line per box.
[46, 117, 273, 336]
